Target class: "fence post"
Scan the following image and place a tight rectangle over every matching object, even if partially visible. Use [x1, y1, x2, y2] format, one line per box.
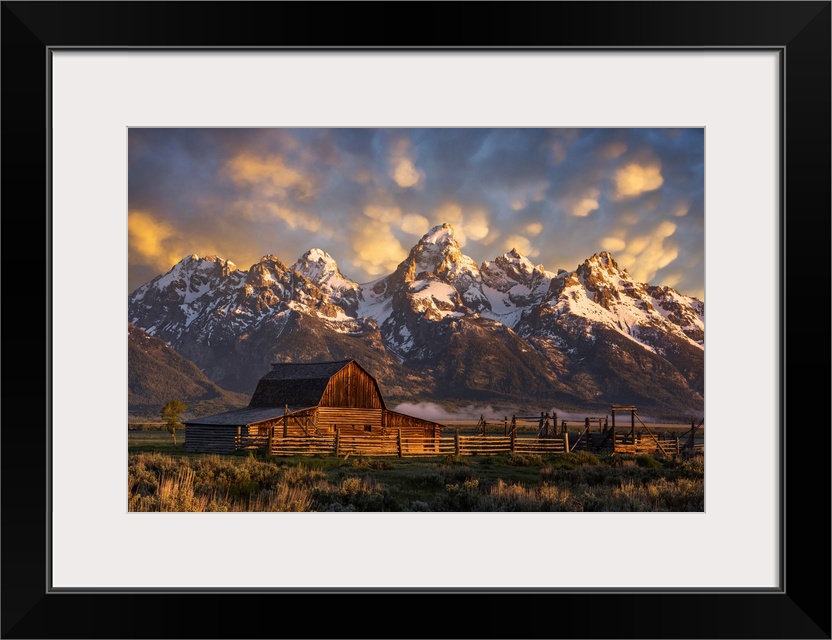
[612, 419, 616, 454]
[563, 431, 569, 453]
[504, 416, 508, 436]
[675, 436, 680, 458]
[335, 426, 340, 457]
[510, 431, 516, 453]
[585, 417, 590, 434]
[236, 425, 242, 450]
[283, 408, 288, 438]
[397, 429, 402, 458]
[454, 429, 460, 456]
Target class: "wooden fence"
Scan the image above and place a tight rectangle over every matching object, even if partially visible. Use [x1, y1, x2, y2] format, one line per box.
[264, 427, 703, 457]
[264, 428, 652, 458]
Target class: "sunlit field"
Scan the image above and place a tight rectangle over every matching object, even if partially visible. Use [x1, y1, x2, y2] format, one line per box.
[128, 431, 704, 512]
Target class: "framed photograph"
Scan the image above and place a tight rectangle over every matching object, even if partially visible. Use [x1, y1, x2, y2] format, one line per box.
[3, 2, 829, 638]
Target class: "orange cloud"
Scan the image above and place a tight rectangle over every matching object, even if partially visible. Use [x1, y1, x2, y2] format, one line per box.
[614, 163, 664, 198]
[525, 222, 543, 236]
[431, 203, 491, 247]
[364, 205, 402, 225]
[128, 210, 190, 272]
[388, 138, 424, 188]
[464, 210, 490, 241]
[674, 203, 690, 217]
[611, 221, 679, 283]
[264, 203, 323, 233]
[600, 237, 626, 252]
[225, 152, 316, 200]
[602, 141, 627, 159]
[570, 188, 601, 217]
[351, 224, 408, 276]
[502, 234, 539, 258]
[401, 214, 430, 236]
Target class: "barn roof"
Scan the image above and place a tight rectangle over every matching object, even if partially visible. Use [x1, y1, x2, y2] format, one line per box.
[248, 360, 354, 408]
[183, 405, 309, 426]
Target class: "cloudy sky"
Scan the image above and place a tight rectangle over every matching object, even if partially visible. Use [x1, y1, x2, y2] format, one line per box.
[129, 128, 704, 298]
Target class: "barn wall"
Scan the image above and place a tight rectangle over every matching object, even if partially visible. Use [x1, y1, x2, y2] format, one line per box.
[184, 424, 237, 453]
[319, 362, 384, 409]
[247, 411, 318, 437]
[317, 407, 383, 432]
[384, 410, 443, 437]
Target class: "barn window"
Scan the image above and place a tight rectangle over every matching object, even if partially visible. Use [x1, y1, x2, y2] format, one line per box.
[364, 425, 372, 432]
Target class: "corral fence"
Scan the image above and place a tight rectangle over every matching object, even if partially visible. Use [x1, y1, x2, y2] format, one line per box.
[266, 429, 571, 457]
[263, 426, 702, 458]
[134, 404, 703, 458]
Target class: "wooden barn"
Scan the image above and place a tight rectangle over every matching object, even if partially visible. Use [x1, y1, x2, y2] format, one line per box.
[184, 360, 443, 453]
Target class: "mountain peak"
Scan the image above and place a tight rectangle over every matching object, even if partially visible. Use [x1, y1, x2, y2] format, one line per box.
[588, 251, 619, 269]
[293, 248, 358, 295]
[294, 248, 346, 280]
[300, 248, 337, 264]
[421, 223, 456, 246]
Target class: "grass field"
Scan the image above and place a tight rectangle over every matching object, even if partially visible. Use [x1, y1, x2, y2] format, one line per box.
[128, 430, 704, 512]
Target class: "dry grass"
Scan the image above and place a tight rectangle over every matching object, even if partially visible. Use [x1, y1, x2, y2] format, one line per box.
[128, 451, 704, 512]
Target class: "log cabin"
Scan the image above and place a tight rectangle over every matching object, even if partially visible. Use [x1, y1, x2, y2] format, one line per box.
[184, 359, 443, 453]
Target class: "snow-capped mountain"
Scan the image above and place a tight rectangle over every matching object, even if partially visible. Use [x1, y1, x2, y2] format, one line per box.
[128, 224, 704, 415]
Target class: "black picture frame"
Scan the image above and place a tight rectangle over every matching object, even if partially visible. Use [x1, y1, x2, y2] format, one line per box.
[2, 2, 829, 638]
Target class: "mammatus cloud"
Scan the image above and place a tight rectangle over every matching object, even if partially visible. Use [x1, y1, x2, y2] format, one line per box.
[600, 237, 626, 252]
[350, 223, 408, 277]
[570, 187, 601, 217]
[502, 234, 539, 258]
[128, 128, 704, 297]
[525, 222, 543, 236]
[673, 203, 690, 217]
[388, 138, 424, 188]
[128, 211, 191, 273]
[602, 141, 628, 159]
[658, 272, 683, 288]
[363, 205, 431, 239]
[264, 203, 323, 232]
[225, 152, 316, 200]
[363, 205, 403, 225]
[615, 220, 679, 283]
[614, 163, 664, 198]
[509, 181, 549, 212]
[432, 203, 490, 247]
[463, 210, 490, 241]
[401, 213, 430, 236]
[128, 209, 266, 278]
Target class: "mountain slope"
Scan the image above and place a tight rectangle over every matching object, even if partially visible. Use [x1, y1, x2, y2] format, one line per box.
[128, 323, 249, 418]
[128, 224, 704, 416]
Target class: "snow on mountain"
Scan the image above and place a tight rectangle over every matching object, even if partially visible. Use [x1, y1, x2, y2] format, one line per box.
[480, 248, 555, 326]
[292, 248, 360, 309]
[129, 254, 246, 338]
[535, 251, 704, 354]
[128, 225, 704, 414]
